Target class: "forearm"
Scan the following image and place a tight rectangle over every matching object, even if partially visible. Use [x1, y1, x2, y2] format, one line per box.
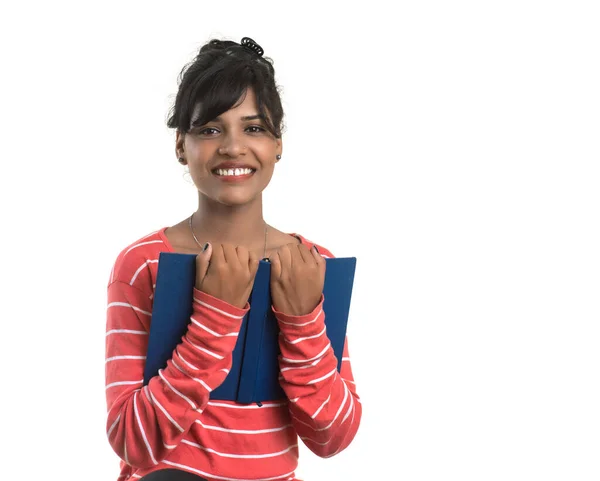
[106, 283, 247, 468]
[274, 299, 362, 457]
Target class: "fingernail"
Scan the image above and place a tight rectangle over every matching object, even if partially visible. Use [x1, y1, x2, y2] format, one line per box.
[313, 245, 320, 253]
[202, 242, 209, 252]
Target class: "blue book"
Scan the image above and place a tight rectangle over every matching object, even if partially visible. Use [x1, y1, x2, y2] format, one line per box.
[143, 253, 356, 403]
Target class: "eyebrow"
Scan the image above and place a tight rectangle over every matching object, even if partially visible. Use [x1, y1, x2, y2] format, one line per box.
[191, 114, 265, 127]
[240, 114, 263, 121]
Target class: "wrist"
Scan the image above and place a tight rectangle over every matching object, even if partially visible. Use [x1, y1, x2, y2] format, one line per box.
[272, 294, 324, 320]
[193, 288, 250, 313]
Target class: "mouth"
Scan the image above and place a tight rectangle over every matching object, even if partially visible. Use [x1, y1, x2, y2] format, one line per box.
[212, 167, 256, 177]
[211, 167, 256, 182]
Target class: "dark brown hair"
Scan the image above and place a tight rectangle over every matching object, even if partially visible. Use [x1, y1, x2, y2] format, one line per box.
[166, 39, 284, 138]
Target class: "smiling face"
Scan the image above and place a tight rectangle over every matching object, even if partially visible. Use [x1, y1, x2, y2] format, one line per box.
[176, 89, 282, 207]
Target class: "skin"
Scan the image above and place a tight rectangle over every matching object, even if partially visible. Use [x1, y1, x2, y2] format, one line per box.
[164, 88, 325, 315]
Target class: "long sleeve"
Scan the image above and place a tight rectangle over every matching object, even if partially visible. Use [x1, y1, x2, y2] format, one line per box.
[274, 298, 362, 458]
[105, 280, 248, 469]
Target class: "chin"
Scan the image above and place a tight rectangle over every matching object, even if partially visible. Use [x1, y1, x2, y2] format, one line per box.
[214, 192, 261, 207]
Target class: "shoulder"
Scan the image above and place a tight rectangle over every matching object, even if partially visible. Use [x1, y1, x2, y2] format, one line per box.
[108, 227, 171, 287]
[292, 233, 335, 259]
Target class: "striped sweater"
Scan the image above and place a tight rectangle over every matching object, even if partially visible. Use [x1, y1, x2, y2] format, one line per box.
[105, 228, 362, 481]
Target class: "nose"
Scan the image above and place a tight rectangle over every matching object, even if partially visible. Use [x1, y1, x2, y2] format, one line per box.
[218, 131, 247, 157]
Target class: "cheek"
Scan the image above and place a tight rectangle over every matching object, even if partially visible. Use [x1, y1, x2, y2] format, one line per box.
[186, 138, 215, 163]
[259, 161, 276, 183]
[186, 155, 212, 189]
[187, 162, 211, 186]
[187, 147, 213, 174]
[188, 170, 208, 188]
[258, 166, 276, 192]
[256, 145, 277, 169]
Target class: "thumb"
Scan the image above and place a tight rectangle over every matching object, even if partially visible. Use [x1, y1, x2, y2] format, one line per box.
[195, 242, 213, 284]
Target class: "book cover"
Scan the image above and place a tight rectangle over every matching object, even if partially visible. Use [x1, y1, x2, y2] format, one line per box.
[143, 253, 356, 403]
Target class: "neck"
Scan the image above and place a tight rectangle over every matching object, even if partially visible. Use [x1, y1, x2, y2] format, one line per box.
[191, 194, 268, 249]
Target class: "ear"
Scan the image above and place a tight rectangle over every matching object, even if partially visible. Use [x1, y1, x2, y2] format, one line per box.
[175, 130, 187, 164]
[275, 137, 282, 163]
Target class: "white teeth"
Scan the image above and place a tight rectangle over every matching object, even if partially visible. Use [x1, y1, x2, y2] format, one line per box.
[215, 168, 254, 177]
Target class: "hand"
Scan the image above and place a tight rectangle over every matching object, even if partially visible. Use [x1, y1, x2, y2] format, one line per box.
[269, 243, 326, 316]
[195, 243, 260, 309]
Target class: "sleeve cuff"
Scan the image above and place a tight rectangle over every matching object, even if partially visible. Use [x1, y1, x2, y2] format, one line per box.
[192, 288, 250, 316]
[272, 294, 325, 325]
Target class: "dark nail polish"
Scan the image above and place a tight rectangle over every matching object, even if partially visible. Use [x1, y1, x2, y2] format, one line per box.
[202, 242, 209, 252]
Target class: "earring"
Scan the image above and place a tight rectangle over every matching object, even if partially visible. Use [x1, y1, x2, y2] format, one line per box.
[178, 157, 186, 164]
[276, 155, 281, 160]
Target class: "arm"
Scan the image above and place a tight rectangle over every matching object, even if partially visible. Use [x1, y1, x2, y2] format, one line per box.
[105, 280, 247, 469]
[275, 302, 362, 458]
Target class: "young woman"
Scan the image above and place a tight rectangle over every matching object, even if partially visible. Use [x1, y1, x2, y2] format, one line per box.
[105, 37, 361, 481]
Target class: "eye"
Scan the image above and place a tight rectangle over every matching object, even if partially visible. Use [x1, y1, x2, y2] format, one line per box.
[246, 125, 266, 134]
[196, 127, 220, 136]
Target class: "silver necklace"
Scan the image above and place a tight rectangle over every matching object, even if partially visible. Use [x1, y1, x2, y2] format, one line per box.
[188, 214, 268, 258]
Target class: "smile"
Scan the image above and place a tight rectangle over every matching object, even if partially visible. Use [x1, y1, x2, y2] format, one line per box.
[213, 168, 256, 177]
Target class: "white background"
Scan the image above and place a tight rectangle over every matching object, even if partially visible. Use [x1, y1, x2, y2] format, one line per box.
[1, 1, 599, 480]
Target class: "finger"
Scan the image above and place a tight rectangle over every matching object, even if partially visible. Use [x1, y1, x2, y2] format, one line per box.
[270, 250, 282, 280]
[236, 245, 249, 269]
[296, 243, 314, 264]
[222, 243, 236, 264]
[310, 244, 323, 264]
[195, 242, 213, 282]
[209, 243, 225, 269]
[248, 249, 260, 277]
[312, 245, 326, 276]
[277, 244, 293, 276]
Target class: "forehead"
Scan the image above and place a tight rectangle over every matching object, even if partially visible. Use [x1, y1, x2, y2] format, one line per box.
[191, 89, 258, 123]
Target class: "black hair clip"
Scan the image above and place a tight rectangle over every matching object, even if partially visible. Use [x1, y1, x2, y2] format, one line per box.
[241, 37, 264, 57]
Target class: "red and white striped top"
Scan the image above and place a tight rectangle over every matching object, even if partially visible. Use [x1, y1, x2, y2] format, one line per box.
[105, 228, 361, 481]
